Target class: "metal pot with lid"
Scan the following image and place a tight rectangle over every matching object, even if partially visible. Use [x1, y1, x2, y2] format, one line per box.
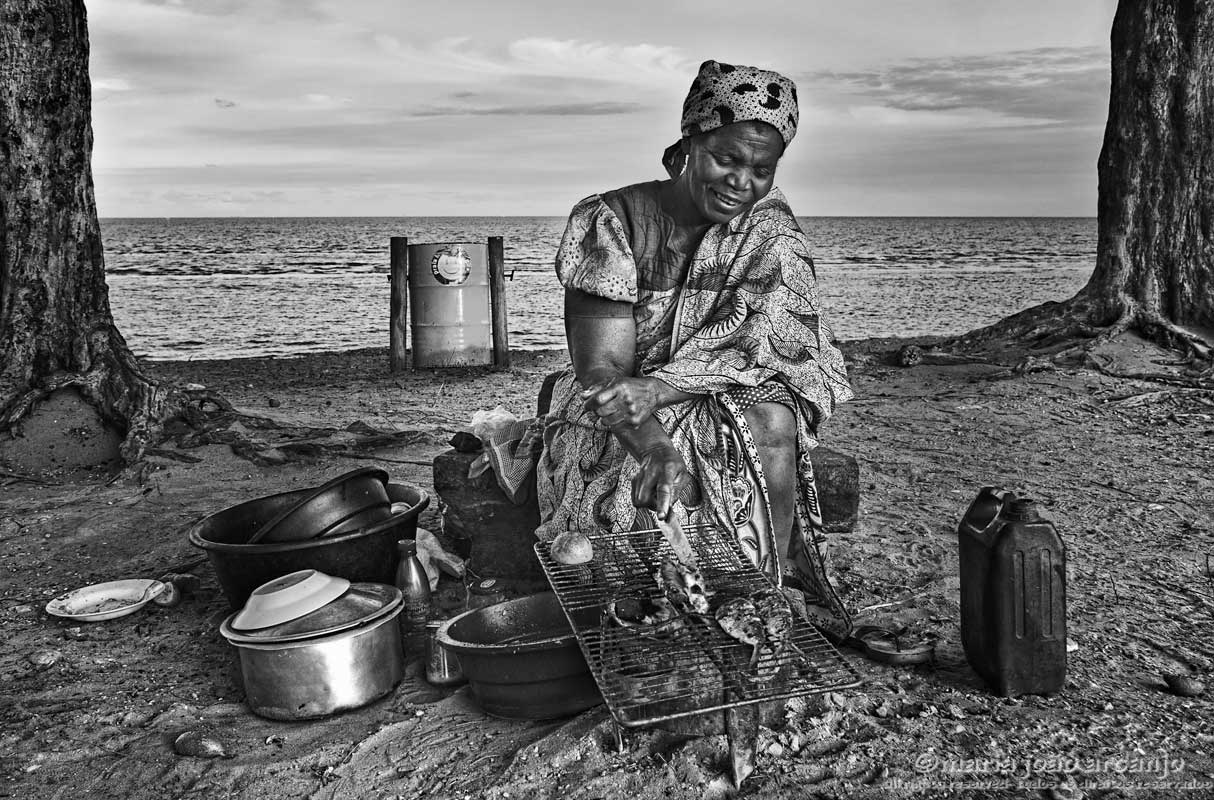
[220, 571, 404, 720]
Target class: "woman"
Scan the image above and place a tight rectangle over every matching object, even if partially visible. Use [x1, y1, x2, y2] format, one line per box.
[535, 60, 854, 639]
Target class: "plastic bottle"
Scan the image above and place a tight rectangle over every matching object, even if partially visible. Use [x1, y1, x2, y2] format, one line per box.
[394, 539, 432, 652]
[957, 488, 1067, 697]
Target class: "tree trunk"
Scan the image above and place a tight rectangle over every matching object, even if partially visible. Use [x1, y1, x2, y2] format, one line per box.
[1083, 0, 1214, 339]
[952, 0, 1214, 363]
[0, 0, 162, 462]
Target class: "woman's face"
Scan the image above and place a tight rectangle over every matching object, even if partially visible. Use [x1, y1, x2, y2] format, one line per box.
[681, 121, 783, 225]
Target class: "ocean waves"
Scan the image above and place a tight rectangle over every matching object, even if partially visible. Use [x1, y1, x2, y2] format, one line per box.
[102, 215, 1096, 361]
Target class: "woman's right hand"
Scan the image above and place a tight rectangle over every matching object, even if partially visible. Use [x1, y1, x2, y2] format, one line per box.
[581, 376, 660, 429]
[632, 444, 690, 519]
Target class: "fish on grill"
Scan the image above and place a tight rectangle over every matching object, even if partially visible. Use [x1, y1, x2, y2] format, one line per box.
[715, 597, 764, 661]
[750, 589, 793, 655]
[714, 589, 795, 676]
[657, 556, 711, 614]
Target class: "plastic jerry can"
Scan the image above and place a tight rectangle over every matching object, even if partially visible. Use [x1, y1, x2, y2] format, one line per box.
[957, 487, 1067, 697]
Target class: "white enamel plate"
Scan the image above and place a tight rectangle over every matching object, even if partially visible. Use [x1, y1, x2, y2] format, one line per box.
[45, 579, 167, 623]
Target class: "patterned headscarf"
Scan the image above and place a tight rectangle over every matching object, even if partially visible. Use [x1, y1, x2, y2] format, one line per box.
[662, 60, 799, 178]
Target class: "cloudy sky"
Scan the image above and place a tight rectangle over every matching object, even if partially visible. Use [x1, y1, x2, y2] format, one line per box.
[87, 0, 1118, 218]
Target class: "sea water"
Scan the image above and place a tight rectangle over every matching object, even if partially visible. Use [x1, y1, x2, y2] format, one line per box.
[101, 216, 1096, 362]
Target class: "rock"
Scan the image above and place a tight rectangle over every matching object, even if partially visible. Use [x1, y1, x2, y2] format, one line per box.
[158, 572, 202, 596]
[432, 449, 543, 580]
[173, 729, 234, 759]
[121, 710, 154, 727]
[810, 447, 860, 533]
[448, 431, 483, 453]
[27, 649, 63, 668]
[896, 344, 924, 366]
[152, 582, 181, 607]
[1163, 673, 1205, 697]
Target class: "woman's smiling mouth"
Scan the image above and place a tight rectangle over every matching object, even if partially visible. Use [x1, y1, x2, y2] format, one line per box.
[712, 189, 744, 209]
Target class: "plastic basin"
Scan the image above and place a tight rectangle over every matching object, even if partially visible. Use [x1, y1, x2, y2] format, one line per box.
[188, 482, 428, 608]
[437, 593, 602, 720]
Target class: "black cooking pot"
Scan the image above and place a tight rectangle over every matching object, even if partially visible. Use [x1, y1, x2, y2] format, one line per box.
[188, 482, 428, 607]
[437, 593, 602, 719]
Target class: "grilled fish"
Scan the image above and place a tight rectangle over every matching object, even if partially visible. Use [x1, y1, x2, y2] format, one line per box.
[658, 556, 711, 614]
[750, 589, 793, 656]
[715, 590, 795, 675]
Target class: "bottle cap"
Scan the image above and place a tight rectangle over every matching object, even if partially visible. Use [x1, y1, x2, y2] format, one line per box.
[471, 578, 499, 594]
[1005, 499, 1040, 521]
[397, 539, 417, 556]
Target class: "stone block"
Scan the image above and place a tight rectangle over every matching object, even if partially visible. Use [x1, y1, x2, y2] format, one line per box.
[432, 449, 543, 580]
[811, 446, 860, 533]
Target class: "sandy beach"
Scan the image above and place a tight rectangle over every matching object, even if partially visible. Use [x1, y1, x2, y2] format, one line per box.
[2, 334, 1212, 799]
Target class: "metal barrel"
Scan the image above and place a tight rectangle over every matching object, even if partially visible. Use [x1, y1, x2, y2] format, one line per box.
[407, 243, 493, 368]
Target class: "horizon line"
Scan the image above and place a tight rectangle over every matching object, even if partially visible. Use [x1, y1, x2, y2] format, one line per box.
[98, 214, 1100, 220]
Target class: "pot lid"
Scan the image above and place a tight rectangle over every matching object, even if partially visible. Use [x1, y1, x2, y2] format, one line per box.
[220, 582, 402, 644]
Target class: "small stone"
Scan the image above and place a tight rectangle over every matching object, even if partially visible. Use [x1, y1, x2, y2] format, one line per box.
[151, 582, 181, 607]
[27, 649, 63, 668]
[12, 604, 35, 616]
[173, 729, 233, 758]
[158, 572, 202, 596]
[121, 710, 153, 727]
[1163, 674, 1205, 697]
[766, 742, 785, 758]
[896, 345, 924, 367]
[268, 397, 281, 408]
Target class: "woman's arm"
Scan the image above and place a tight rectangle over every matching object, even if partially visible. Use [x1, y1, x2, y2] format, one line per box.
[566, 289, 697, 428]
[565, 288, 688, 516]
[565, 287, 636, 388]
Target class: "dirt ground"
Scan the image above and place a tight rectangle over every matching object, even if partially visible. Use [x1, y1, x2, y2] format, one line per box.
[1, 335, 1212, 800]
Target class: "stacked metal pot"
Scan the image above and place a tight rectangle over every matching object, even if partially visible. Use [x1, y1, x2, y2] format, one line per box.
[219, 569, 406, 720]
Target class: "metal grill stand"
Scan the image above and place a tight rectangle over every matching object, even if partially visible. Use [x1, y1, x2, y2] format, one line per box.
[536, 524, 862, 785]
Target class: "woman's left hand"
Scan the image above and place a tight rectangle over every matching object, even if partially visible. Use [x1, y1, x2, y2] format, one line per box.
[582, 377, 660, 429]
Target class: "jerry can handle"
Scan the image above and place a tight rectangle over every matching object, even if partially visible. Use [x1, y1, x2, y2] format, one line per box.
[959, 486, 1015, 537]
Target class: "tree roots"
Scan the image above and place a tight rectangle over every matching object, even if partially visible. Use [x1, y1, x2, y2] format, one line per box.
[941, 293, 1214, 389]
[4, 372, 433, 473]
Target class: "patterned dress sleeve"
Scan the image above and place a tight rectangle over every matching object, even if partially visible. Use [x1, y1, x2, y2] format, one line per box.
[554, 195, 638, 303]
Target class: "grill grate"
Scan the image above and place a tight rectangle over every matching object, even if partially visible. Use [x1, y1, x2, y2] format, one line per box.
[536, 524, 862, 728]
